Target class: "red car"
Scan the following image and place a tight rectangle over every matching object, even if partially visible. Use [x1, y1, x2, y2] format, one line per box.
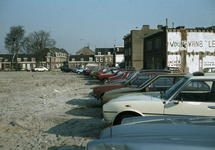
[108, 71, 135, 83]
[99, 69, 136, 84]
[90, 70, 171, 100]
[93, 67, 117, 79]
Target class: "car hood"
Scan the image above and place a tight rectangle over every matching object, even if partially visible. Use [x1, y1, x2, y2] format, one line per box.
[102, 87, 150, 103]
[85, 117, 215, 150]
[110, 92, 161, 103]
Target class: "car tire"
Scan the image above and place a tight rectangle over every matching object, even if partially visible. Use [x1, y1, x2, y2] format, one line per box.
[78, 71, 80, 74]
[103, 78, 109, 84]
[114, 113, 140, 125]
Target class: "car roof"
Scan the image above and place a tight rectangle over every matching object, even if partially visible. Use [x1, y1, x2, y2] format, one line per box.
[140, 69, 171, 73]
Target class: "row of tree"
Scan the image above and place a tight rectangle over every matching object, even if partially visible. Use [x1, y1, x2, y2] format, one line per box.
[4, 25, 56, 69]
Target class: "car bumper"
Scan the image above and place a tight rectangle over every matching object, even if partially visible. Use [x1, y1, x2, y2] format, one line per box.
[102, 118, 112, 126]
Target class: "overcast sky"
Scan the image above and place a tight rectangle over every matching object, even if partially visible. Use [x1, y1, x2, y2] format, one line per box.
[0, 0, 214, 54]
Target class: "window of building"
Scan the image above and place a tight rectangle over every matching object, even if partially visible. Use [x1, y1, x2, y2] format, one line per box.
[147, 41, 152, 51]
[81, 58, 84, 61]
[129, 48, 131, 55]
[108, 52, 111, 55]
[72, 58, 75, 61]
[47, 53, 50, 56]
[89, 57, 93, 62]
[125, 49, 128, 56]
[129, 60, 131, 66]
[31, 58, 35, 62]
[117, 48, 119, 52]
[100, 57, 103, 62]
[96, 57, 99, 62]
[6, 64, 9, 68]
[106, 57, 108, 62]
[5, 59, 8, 62]
[17, 58, 21, 62]
[24, 58, 27, 61]
[155, 38, 161, 49]
[109, 57, 112, 62]
[98, 52, 101, 55]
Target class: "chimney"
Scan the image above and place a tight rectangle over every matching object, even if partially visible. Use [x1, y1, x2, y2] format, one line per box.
[166, 18, 168, 28]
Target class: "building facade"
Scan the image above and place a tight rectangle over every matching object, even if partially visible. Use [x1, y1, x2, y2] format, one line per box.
[123, 25, 162, 71]
[113, 46, 124, 68]
[143, 25, 215, 73]
[95, 48, 114, 66]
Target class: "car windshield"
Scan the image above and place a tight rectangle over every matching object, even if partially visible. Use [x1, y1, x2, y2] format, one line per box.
[162, 77, 188, 100]
[124, 71, 140, 86]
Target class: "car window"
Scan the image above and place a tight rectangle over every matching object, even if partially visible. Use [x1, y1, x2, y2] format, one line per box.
[183, 81, 210, 91]
[175, 81, 215, 102]
[131, 75, 150, 86]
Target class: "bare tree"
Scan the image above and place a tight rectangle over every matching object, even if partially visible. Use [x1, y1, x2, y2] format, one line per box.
[4, 26, 25, 70]
[23, 30, 56, 66]
[24, 30, 56, 53]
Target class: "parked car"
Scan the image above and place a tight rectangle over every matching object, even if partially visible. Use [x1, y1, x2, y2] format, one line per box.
[102, 71, 215, 126]
[99, 69, 136, 84]
[90, 66, 104, 77]
[50, 68, 61, 72]
[102, 72, 184, 104]
[93, 67, 117, 79]
[86, 116, 215, 150]
[108, 71, 135, 83]
[31, 66, 48, 72]
[164, 66, 182, 73]
[100, 68, 120, 75]
[90, 70, 172, 101]
[61, 66, 74, 72]
[76, 68, 84, 74]
[84, 66, 97, 75]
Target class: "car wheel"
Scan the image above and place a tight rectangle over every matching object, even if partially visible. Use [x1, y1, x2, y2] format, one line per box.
[114, 113, 140, 125]
[103, 78, 109, 84]
[78, 71, 80, 74]
[36, 70, 38, 72]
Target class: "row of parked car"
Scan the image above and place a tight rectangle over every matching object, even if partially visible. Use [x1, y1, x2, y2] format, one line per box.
[77, 66, 215, 149]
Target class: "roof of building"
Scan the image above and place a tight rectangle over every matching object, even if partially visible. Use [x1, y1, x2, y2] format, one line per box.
[95, 48, 114, 55]
[76, 46, 95, 55]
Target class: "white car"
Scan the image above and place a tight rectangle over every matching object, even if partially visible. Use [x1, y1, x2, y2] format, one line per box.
[76, 68, 84, 74]
[102, 72, 215, 126]
[87, 116, 215, 150]
[31, 66, 49, 72]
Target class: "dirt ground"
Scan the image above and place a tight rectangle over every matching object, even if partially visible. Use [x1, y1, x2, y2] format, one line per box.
[0, 71, 106, 150]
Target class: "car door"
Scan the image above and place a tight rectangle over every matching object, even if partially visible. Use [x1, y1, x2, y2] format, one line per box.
[164, 80, 215, 116]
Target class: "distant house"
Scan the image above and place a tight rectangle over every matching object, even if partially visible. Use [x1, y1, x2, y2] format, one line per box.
[76, 46, 95, 55]
[69, 54, 95, 68]
[69, 46, 95, 67]
[95, 48, 114, 66]
[0, 53, 36, 70]
[0, 47, 69, 70]
[46, 47, 69, 69]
